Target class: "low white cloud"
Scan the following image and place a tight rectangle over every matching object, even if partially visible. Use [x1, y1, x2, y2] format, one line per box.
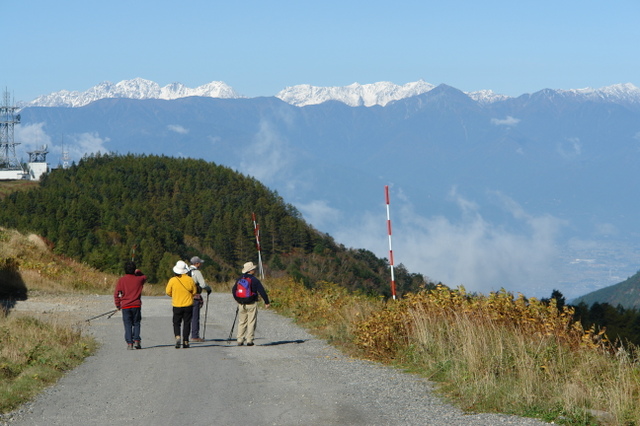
[168, 124, 189, 134]
[69, 132, 111, 160]
[594, 222, 619, 237]
[15, 122, 52, 151]
[491, 116, 520, 126]
[239, 119, 292, 183]
[297, 200, 342, 228]
[333, 189, 565, 298]
[558, 137, 582, 159]
[16, 125, 110, 164]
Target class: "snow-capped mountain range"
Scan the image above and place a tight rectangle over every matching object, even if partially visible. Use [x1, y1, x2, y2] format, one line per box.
[26, 79, 241, 108]
[24, 77, 640, 109]
[277, 80, 440, 107]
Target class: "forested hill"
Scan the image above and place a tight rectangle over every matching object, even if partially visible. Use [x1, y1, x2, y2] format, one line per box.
[571, 270, 640, 309]
[0, 154, 426, 296]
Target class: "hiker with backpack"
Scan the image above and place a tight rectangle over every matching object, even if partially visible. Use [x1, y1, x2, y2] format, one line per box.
[232, 261, 270, 346]
[188, 256, 212, 342]
[166, 260, 197, 349]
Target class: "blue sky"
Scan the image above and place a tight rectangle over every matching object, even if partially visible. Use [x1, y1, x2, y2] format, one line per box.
[4, 0, 640, 103]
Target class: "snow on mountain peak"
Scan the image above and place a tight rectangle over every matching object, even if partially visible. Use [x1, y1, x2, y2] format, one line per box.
[25, 78, 242, 107]
[466, 89, 511, 104]
[558, 83, 640, 103]
[275, 80, 437, 107]
[22, 78, 640, 109]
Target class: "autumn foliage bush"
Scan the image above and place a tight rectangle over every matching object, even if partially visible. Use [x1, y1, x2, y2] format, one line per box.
[271, 279, 640, 425]
[354, 285, 609, 359]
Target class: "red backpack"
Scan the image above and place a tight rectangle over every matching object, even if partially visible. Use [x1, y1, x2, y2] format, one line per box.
[235, 276, 255, 298]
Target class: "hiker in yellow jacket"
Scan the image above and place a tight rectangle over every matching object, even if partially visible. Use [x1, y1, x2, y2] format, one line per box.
[166, 260, 197, 348]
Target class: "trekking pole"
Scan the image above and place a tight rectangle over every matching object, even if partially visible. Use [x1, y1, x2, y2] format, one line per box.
[202, 292, 210, 340]
[227, 306, 239, 342]
[86, 309, 118, 322]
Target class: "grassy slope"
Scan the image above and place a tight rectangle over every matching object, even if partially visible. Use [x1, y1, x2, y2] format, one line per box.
[0, 180, 38, 200]
[0, 226, 165, 415]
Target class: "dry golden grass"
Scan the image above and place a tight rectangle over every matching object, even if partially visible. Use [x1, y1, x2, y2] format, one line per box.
[268, 278, 383, 349]
[0, 311, 97, 413]
[0, 227, 167, 297]
[1, 227, 140, 414]
[1, 227, 118, 295]
[269, 279, 640, 425]
[0, 180, 38, 200]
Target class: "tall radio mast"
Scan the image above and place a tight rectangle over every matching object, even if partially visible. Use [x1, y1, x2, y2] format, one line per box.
[0, 88, 26, 179]
[61, 137, 71, 169]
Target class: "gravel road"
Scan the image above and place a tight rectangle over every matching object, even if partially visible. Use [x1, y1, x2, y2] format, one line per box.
[3, 293, 548, 425]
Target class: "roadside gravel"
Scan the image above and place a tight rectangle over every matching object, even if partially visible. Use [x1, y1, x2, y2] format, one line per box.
[2, 293, 549, 425]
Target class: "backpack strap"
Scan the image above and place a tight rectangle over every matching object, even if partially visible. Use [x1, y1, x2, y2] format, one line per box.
[175, 276, 193, 293]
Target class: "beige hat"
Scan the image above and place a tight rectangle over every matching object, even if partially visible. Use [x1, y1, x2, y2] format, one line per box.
[173, 260, 190, 275]
[242, 261, 258, 274]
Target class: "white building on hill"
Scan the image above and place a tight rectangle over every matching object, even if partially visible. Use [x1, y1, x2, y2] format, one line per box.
[26, 145, 50, 181]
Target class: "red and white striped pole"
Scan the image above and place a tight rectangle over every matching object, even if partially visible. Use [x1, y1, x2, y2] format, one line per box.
[252, 212, 264, 280]
[385, 186, 397, 299]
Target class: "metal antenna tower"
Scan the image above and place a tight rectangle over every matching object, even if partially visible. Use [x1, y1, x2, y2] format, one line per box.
[0, 88, 25, 176]
[61, 136, 70, 169]
[27, 144, 49, 163]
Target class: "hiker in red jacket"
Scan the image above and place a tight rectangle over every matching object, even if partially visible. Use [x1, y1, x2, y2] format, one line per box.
[114, 261, 147, 350]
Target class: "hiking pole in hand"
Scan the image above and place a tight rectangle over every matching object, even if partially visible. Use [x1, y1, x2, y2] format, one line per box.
[227, 306, 239, 342]
[86, 309, 118, 322]
[202, 292, 210, 340]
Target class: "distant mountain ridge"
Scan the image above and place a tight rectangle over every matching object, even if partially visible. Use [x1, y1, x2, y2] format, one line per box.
[571, 270, 640, 309]
[23, 77, 640, 109]
[16, 80, 640, 300]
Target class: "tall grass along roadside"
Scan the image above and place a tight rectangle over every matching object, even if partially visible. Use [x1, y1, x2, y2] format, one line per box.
[0, 313, 97, 414]
[269, 278, 640, 425]
[1, 228, 118, 417]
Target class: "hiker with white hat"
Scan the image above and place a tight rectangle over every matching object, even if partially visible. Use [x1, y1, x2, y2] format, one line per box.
[231, 261, 270, 346]
[166, 260, 197, 348]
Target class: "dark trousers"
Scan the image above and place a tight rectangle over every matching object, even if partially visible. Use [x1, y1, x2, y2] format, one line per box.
[172, 306, 193, 341]
[191, 297, 202, 339]
[122, 307, 141, 344]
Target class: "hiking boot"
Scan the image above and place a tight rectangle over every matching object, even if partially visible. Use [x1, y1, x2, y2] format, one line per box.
[127, 343, 134, 350]
[246, 342, 254, 346]
[175, 336, 181, 349]
[134, 341, 141, 349]
[183, 341, 190, 349]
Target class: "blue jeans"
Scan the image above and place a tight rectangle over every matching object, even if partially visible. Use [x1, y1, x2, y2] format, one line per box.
[122, 307, 141, 344]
